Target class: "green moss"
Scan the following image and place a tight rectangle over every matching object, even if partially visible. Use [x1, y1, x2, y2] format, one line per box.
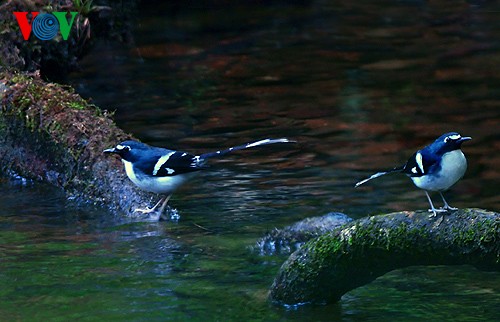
[11, 73, 32, 84]
[449, 215, 497, 250]
[271, 209, 500, 305]
[0, 70, 125, 178]
[1, 72, 104, 139]
[66, 101, 87, 110]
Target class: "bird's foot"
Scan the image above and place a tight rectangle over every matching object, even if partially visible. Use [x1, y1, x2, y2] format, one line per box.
[428, 208, 447, 218]
[133, 197, 166, 215]
[440, 205, 458, 211]
[134, 207, 158, 214]
[428, 208, 447, 213]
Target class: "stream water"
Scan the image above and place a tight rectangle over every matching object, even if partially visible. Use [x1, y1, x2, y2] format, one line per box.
[1, 1, 499, 320]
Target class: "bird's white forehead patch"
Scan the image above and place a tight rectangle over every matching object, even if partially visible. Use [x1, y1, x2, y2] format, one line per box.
[116, 144, 130, 150]
[445, 134, 461, 142]
[416, 152, 424, 174]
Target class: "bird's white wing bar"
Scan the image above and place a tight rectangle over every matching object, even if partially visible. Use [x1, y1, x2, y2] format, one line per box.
[153, 152, 175, 176]
[415, 152, 425, 174]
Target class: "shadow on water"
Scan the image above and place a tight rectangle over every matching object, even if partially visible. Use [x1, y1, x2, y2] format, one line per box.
[1, 0, 499, 320]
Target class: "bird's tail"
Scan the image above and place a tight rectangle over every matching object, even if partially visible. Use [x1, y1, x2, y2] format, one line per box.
[199, 138, 295, 160]
[354, 166, 404, 188]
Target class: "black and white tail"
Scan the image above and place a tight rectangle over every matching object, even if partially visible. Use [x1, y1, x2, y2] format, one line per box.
[354, 167, 404, 188]
[199, 138, 295, 160]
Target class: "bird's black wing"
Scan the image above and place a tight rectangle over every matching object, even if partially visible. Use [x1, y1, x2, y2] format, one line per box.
[135, 151, 204, 177]
[402, 149, 440, 177]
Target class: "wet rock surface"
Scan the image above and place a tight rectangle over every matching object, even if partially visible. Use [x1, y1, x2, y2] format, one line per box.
[256, 212, 353, 255]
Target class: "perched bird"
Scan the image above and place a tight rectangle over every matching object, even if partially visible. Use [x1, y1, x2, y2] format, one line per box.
[355, 132, 471, 217]
[104, 138, 294, 214]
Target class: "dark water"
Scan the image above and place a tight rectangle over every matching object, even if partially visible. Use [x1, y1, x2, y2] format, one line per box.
[2, 1, 500, 320]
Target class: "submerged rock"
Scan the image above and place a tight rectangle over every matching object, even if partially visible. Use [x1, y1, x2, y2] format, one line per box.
[255, 212, 353, 255]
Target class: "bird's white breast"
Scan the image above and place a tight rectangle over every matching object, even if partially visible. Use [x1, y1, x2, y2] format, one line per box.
[411, 150, 467, 191]
[122, 160, 194, 194]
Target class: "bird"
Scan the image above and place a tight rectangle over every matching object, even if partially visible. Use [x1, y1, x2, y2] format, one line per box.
[104, 138, 295, 214]
[355, 132, 471, 217]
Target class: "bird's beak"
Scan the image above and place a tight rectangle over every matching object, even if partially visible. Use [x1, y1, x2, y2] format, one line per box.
[459, 136, 472, 142]
[103, 147, 117, 154]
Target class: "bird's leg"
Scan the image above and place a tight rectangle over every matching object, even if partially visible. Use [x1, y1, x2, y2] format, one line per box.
[134, 197, 165, 214]
[439, 192, 458, 211]
[424, 191, 446, 217]
[157, 194, 172, 214]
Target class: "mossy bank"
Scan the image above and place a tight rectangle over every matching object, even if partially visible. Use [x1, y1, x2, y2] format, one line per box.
[0, 70, 155, 219]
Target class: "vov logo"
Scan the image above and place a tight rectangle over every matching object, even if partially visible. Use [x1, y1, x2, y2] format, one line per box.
[13, 12, 78, 41]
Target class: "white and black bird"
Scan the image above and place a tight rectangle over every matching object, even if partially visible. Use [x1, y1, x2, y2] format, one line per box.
[104, 138, 294, 214]
[355, 132, 471, 216]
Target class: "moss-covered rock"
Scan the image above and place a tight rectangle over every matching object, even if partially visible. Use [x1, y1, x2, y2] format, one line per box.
[0, 70, 156, 219]
[269, 208, 500, 306]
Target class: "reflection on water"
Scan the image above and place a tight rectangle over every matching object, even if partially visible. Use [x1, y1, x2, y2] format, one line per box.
[2, 0, 499, 320]
[1, 182, 498, 320]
